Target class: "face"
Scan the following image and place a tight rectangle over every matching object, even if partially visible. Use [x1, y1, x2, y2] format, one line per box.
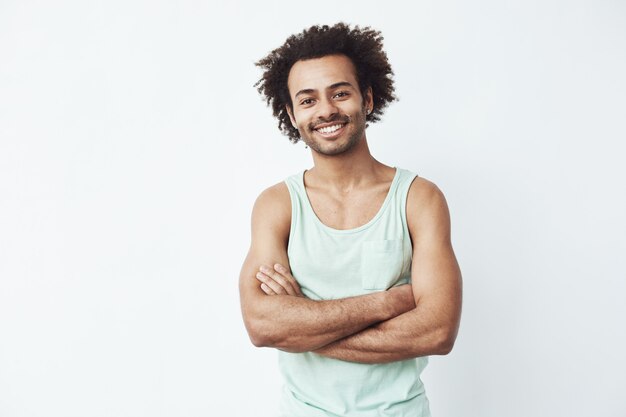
[286, 54, 373, 156]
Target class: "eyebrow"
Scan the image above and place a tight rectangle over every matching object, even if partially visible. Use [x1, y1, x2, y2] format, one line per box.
[294, 81, 356, 98]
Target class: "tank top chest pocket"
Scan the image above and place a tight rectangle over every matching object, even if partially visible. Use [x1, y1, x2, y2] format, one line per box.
[361, 239, 404, 290]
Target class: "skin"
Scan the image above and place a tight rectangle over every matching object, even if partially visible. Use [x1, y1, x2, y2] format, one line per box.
[239, 54, 462, 362]
[285, 55, 371, 157]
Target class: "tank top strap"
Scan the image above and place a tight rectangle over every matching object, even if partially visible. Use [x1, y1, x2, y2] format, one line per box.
[391, 168, 419, 232]
[284, 171, 307, 242]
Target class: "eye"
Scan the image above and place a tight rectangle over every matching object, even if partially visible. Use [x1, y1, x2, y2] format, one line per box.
[299, 98, 315, 106]
[333, 91, 350, 99]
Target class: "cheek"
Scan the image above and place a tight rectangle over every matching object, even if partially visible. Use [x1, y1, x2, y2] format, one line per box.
[293, 110, 311, 125]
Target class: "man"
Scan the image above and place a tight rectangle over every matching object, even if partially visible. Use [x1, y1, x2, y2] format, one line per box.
[239, 23, 462, 417]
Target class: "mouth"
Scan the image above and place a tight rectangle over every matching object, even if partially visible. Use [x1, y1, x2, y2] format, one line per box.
[312, 121, 348, 138]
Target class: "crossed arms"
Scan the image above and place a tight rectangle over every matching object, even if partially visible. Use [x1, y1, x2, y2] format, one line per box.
[238, 178, 462, 364]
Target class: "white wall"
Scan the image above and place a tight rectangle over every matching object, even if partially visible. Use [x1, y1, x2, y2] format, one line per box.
[1, 1, 625, 416]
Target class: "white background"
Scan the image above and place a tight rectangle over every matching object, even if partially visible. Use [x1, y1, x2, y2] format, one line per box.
[1, 1, 625, 416]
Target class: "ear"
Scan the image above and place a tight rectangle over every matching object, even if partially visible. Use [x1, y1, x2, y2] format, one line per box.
[364, 87, 373, 114]
[285, 105, 297, 128]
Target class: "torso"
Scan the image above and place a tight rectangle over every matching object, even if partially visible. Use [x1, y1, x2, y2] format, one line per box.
[302, 166, 397, 230]
[279, 167, 430, 416]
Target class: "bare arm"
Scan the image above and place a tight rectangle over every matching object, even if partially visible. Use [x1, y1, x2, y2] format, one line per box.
[239, 183, 416, 353]
[313, 179, 463, 363]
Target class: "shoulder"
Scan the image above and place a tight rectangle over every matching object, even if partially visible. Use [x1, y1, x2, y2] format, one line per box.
[406, 177, 451, 238]
[407, 177, 447, 208]
[253, 181, 291, 215]
[251, 181, 292, 238]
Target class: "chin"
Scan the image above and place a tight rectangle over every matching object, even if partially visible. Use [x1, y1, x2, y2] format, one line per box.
[311, 138, 360, 156]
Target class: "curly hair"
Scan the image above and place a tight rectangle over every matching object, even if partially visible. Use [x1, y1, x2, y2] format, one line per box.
[255, 23, 397, 143]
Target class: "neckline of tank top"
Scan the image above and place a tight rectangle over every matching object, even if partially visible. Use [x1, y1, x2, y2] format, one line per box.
[298, 167, 401, 234]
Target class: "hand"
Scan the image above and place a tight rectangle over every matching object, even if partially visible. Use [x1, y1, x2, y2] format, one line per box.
[256, 264, 304, 297]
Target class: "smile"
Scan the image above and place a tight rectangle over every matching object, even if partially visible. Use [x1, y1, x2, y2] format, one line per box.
[314, 123, 346, 136]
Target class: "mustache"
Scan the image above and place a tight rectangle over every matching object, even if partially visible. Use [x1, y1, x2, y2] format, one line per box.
[309, 114, 351, 131]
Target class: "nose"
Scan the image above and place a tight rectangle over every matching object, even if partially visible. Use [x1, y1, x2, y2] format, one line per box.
[316, 97, 339, 121]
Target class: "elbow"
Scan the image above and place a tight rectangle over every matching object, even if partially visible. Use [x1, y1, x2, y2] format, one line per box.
[245, 317, 299, 351]
[436, 336, 455, 355]
[433, 326, 457, 355]
[246, 322, 309, 352]
[241, 307, 270, 347]
[241, 307, 311, 352]
[245, 317, 274, 348]
[251, 331, 308, 353]
[241, 304, 282, 348]
[248, 330, 269, 348]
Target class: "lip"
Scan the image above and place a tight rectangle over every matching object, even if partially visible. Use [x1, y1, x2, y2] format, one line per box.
[313, 122, 347, 139]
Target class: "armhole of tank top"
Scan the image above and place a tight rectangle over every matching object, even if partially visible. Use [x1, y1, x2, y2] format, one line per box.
[401, 172, 419, 248]
[284, 176, 300, 252]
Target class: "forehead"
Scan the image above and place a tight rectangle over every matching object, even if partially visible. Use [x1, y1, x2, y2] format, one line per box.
[287, 54, 358, 96]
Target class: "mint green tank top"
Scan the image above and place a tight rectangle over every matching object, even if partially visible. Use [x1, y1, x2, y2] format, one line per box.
[280, 168, 431, 417]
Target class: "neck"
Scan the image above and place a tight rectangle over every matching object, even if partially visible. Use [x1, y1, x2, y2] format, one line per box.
[307, 135, 387, 190]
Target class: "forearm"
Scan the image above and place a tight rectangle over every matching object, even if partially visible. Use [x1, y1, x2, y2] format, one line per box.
[314, 303, 455, 363]
[244, 288, 412, 353]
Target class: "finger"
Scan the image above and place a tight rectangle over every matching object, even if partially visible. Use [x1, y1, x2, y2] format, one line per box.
[274, 264, 304, 296]
[260, 283, 276, 295]
[272, 264, 301, 292]
[256, 271, 286, 294]
[256, 270, 287, 295]
[260, 266, 297, 296]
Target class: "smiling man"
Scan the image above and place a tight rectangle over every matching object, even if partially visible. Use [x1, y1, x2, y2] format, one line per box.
[239, 23, 462, 417]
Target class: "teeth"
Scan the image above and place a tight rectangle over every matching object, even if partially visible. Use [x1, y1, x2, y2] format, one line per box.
[317, 124, 343, 134]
